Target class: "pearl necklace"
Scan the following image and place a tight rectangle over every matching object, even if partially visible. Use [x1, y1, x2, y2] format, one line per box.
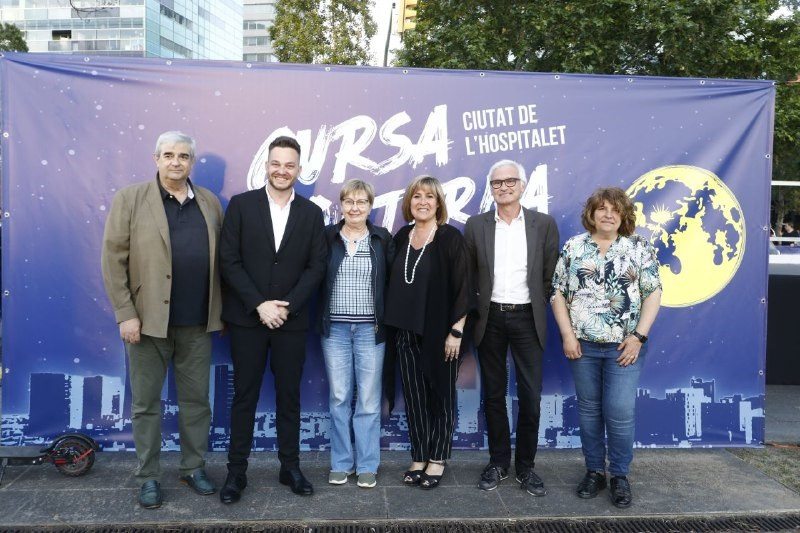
[404, 225, 436, 284]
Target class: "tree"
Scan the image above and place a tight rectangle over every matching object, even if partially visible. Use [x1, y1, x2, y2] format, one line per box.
[396, 0, 800, 232]
[270, 0, 377, 65]
[0, 23, 28, 52]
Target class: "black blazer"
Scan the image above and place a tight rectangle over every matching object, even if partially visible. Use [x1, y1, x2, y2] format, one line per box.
[219, 187, 326, 331]
[464, 207, 559, 349]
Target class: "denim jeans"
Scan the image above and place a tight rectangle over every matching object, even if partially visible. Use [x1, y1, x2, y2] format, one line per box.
[569, 340, 646, 477]
[321, 322, 385, 474]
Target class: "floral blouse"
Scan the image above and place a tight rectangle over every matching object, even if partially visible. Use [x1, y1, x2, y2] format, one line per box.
[550, 232, 662, 343]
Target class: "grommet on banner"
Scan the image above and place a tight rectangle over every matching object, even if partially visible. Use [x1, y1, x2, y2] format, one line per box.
[402, 69, 408, 74]
[325, 67, 331, 72]
[479, 72, 485, 77]
[765, 154, 771, 159]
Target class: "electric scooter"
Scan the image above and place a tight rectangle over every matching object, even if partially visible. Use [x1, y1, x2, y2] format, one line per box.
[0, 433, 98, 485]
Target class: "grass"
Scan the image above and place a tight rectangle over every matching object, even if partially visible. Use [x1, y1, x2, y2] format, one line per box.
[728, 444, 800, 494]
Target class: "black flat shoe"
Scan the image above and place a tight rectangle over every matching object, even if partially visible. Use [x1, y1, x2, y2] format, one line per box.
[610, 476, 632, 508]
[219, 472, 247, 504]
[403, 469, 424, 485]
[279, 466, 314, 495]
[576, 470, 607, 499]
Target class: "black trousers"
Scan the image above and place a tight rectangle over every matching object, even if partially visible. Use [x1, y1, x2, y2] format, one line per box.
[477, 307, 543, 472]
[226, 324, 307, 473]
[396, 329, 457, 462]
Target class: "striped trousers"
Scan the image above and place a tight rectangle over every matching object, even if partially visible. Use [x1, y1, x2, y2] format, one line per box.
[396, 329, 457, 462]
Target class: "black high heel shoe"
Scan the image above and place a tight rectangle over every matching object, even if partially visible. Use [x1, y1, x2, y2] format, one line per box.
[420, 460, 446, 490]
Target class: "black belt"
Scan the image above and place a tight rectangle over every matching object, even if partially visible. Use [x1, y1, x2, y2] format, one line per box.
[489, 302, 532, 312]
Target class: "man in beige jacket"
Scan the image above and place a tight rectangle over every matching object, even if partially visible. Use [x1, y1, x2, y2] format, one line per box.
[101, 131, 223, 509]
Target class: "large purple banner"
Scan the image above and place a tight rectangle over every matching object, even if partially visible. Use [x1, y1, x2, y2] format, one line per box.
[0, 53, 772, 450]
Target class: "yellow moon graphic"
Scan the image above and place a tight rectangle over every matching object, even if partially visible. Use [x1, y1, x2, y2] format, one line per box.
[627, 166, 745, 307]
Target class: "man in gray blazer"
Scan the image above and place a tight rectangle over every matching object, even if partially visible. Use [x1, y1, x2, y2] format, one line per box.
[101, 131, 223, 509]
[464, 159, 559, 496]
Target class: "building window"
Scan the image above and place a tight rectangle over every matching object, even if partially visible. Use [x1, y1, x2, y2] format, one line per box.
[243, 3, 274, 16]
[52, 29, 71, 40]
[243, 36, 268, 47]
[159, 3, 192, 30]
[243, 20, 267, 30]
[243, 53, 274, 62]
[160, 35, 192, 58]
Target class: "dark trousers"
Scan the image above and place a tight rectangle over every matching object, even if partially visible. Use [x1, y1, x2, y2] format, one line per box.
[396, 329, 457, 462]
[477, 307, 543, 472]
[226, 324, 307, 474]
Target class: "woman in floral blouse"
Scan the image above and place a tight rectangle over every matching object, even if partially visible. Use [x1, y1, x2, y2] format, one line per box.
[551, 186, 661, 509]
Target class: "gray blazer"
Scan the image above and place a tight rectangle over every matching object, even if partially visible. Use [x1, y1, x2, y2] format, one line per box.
[101, 179, 224, 338]
[464, 207, 559, 348]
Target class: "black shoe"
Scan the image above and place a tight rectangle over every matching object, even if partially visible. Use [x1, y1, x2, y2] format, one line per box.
[419, 460, 446, 490]
[279, 466, 314, 495]
[138, 480, 162, 509]
[576, 471, 607, 499]
[403, 469, 424, 485]
[610, 476, 632, 508]
[219, 472, 247, 504]
[516, 467, 547, 497]
[180, 469, 216, 495]
[478, 463, 508, 491]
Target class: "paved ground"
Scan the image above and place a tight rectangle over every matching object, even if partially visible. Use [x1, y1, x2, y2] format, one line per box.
[0, 385, 798, 529]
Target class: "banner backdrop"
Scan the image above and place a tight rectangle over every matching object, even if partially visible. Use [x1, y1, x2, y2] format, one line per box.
[0, 53, 772, 450]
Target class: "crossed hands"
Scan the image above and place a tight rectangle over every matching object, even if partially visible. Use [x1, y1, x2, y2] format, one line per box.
[257, 300, 289, 329]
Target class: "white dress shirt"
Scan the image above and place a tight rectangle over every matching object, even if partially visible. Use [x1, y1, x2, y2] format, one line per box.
[491, 208, 530, 304]
[266, 187, 295, 249]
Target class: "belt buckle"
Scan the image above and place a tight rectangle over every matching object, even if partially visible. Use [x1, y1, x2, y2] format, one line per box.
[500, 303, 513, 312]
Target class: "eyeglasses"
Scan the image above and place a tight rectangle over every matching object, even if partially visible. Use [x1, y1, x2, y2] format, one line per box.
[490, 178, 520, 189]
[342, 199, 370, 209]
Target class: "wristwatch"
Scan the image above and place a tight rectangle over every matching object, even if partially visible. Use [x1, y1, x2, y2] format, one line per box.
[631, 331, 648, 343]
[450, 328, 463, 338]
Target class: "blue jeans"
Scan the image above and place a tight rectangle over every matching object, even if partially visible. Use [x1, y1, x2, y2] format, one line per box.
[321, 322, 385, 474]
[569, 340, 646, 477]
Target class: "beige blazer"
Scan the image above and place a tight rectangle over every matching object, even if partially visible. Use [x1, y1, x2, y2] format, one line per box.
[101, 179, 224, 338]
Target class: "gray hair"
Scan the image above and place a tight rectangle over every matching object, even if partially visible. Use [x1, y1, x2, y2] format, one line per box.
[154, 131, 196, 159]
[486, 159, 527, 185]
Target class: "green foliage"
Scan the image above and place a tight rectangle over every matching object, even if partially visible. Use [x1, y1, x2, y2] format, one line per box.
[270, 0, 377, 65]
[0, 23, 28, 52]
[397, 0, 800, 223]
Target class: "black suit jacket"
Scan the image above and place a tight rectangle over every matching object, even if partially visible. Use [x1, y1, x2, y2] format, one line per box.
[464, 207, 559, 348]
[219, 187, 326, 330]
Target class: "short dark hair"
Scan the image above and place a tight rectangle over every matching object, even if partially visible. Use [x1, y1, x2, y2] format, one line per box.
[268, 135, 301, 157]
[581, 187, 637, 236]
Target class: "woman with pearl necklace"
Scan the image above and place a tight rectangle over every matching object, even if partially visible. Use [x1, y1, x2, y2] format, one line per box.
[384, 175, 473, 490]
